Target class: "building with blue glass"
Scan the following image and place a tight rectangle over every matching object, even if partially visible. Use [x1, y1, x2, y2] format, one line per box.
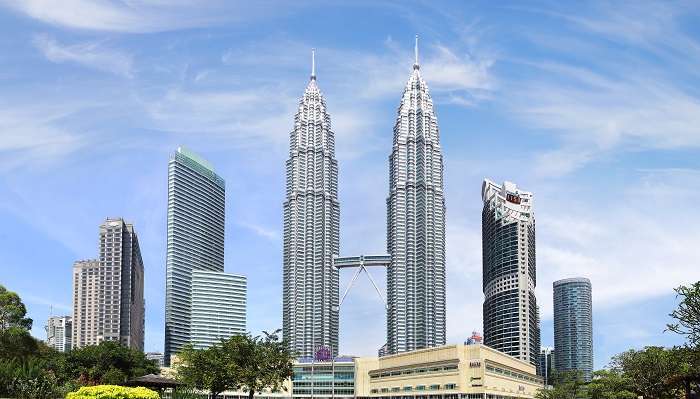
[553, 277, 593, 381]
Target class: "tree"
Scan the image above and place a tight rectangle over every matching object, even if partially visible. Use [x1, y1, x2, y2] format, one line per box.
[611, 346, 681, 399]
[587, 370, 636, 399]
[226, 330, 293, 399]
[0, 285, 32, 332]
[177, 343, 232, 399]
[64, 341, 159, 385]
[535, 370, 587, 399]
[667, 281, 700, 347]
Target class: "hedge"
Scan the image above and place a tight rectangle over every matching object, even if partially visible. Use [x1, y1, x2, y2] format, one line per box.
[66, 385, 159, 399]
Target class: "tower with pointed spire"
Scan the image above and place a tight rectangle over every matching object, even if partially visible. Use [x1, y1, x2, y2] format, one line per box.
[386, 36, 447, 354]
[282, 50, 340, 357]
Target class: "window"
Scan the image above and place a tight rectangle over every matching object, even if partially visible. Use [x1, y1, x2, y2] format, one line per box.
[444, 384, 456, 390]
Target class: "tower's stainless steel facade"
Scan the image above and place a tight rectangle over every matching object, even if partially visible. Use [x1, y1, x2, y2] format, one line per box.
[481, 179, 540, 369]
[164, 147, 226, 365]
[554, 277, 593, 382]
[283, 56, 340, 357]
[386, 44, 446, 355]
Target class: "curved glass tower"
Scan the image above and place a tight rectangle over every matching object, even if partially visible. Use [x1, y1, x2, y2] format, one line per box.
[386, 38, 446, 354]
[282, 52, 340, 357]
[482, 179, 540, 369]
[554, 277, 593, 381]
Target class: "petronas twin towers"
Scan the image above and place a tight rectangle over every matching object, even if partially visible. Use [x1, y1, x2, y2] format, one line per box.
[283, 39, 446, 357]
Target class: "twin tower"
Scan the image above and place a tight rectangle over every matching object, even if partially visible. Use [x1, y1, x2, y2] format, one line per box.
[282, 38, 446, 357]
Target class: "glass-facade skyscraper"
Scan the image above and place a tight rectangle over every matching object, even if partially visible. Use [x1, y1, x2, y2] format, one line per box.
[164, 147, 226, 365]
[553, 277, 593, 381]
[190, 270, 247, 349]
[386, 38, 446, 355]
[282, 53, 340, 357]
[481, 180, 540, 369]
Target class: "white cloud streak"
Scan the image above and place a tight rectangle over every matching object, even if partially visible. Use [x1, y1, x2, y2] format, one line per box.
[33, 34, 134, 78]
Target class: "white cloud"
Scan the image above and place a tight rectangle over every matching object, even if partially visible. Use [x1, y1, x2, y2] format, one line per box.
[1, 0, 268, 33]
[33, 34, 134, 78]
[237, 221, 279, 241]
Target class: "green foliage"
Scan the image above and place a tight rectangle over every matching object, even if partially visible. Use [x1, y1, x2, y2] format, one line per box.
[66, 385, 160, 399]
[176, 330, 293, 399]
[668, 281, 700, 347]
[0, 285, 32, 332]
[611, 346, 682, 399]
[177, 343, 231, 398]
[226, 330, 293, 399]
[172, 385, 206, 399]
[587, 370, 636, 399]
[0, 358, 63, 399]
[535, 370, 587, 399]
[65, 341, 159, 385]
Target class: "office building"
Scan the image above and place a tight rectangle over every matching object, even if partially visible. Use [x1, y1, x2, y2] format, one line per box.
[481, 180, 540, 369]
[282, 51, 340, 357]
[45, 315, 72, 352]
[164, 147, 230, 365]
[553, 277, 593, 382]
[386, 37, 446, 355]
[292, 357, 356, 398]
[146, 352, 165, 367]
[539, 347, 555, 386]
[191, 270, 247, 349]
[72, 218, 145, 350]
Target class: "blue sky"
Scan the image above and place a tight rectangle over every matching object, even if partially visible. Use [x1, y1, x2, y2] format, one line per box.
[0, 1, 699, 369]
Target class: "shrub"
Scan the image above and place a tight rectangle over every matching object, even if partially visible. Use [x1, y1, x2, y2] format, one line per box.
[66, 384, 160, 399]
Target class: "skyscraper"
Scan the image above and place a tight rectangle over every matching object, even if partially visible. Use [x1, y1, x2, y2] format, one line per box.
[283, 51, 340, 357]
[554, 277, 593, 382]
[45, 315, 72, 352]
[164, 147, 228, 365]
[481, 180, 540, 368]
[539, 346, 555, 386]
[386, 37, 446, 355]
[190, 270, 247, 349]
[72, 218, 145, 350]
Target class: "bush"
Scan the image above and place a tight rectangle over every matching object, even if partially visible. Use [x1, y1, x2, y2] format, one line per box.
[66, 385, 160, 399]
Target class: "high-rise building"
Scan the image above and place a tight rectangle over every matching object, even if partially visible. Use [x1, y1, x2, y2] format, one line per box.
[481, 180, 540, 369]
[554, 277, 593, 382]
[72, 218, 145, 350]
[45, 315, 72, 352]
[146, 352, 165, 367]
[164, 147, 228, 365]
[282, 51, 340, 357]
[539, 346, 555, 386]
[191, 270, 247, 349]
[386, 37, 446, 355]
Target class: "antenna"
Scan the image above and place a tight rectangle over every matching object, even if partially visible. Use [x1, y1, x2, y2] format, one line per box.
[311, 48, 316, 80]
[415, 34, 419, 65]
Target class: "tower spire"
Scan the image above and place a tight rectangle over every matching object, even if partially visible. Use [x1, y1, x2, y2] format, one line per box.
[414, 34, 419, 69]
[311, 48, 316, 80]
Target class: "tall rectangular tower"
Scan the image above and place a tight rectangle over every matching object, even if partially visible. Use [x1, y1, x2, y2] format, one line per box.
[282, 55, 340, 357]
[554, 277, 593, 381]
[46, 315, 72, 352]
[386, 40, 446, 355]
[72, 218, 144, 350]
[165, 147, 226, 364]
[190, 270, 247, 349]
[481, 180, 540, 368]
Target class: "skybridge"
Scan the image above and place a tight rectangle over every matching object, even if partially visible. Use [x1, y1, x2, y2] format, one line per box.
[333, 254, 390, 310]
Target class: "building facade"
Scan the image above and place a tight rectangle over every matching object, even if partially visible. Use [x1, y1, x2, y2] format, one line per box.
[481, 180, 540, 370]
[386, 38, 446, 355]
[191, 270, 247, 349]
[165, 147, 227, 365]
[146, 352, 165, 367]
[538, 347, 554, 386]
[72, 218, 145, 350]
[553, 278, 593, 382]
[292, 357, 356, 398]
[45, 315, 72, 352]
[358, 343, 542, 399]
[282, 52, 340, 357]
